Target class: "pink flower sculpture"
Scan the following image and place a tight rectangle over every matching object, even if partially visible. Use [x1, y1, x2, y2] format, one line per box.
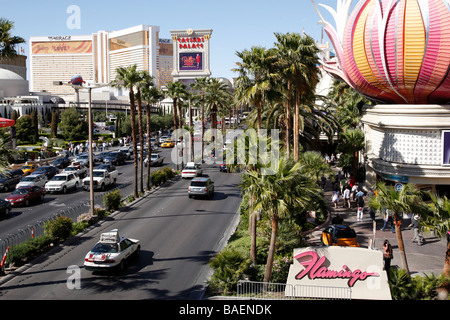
[312, 0, 450, 104]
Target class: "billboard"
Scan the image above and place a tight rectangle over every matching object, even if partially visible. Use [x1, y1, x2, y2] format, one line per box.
[32, 41, 92, 55]
[442, 130, 450, 165]
[179, 52, 203, 71]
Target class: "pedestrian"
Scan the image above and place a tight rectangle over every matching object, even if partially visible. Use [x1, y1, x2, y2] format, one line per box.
[409, 214, 423, 245]
[382, 239, 393, 272]
[332, 187, 340, 209]
[343, 186, 351, 208]
[382, 209, 395, 233]
[356, 194, 365, 221]
[351, 183, 359, 201]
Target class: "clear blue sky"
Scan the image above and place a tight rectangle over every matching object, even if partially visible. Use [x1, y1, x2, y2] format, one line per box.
[1, 0, 340, 80]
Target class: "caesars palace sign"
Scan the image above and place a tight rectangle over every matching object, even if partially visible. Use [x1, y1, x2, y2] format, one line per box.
[285, 247, 392, 300]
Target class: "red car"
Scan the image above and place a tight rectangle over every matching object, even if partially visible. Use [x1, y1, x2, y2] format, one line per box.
[6, 186, 46, 206]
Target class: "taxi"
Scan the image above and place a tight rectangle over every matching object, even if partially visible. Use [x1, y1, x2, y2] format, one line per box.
[84, 229, 140, 272]
[321, 224, 359, 247]
[20, 162, 38, 176]
[161, 139, 175, 148]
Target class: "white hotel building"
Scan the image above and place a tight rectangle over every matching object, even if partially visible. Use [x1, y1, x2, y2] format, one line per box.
[29, 25, 173, 97]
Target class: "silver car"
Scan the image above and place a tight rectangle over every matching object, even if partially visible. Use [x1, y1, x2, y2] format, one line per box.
[188, 177, 214, 199]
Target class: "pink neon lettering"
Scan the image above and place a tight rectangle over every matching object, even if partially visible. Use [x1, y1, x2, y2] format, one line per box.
[294, 251, 379, 287]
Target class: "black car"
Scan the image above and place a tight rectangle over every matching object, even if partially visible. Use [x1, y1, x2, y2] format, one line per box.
[0, 199, 11, 216]
[94, 152, 110, 163]
[103, 152, 126, 166]
[51, 157, 71, 169]
[0, 169, 24, 192]
[33, 165, 59, 179]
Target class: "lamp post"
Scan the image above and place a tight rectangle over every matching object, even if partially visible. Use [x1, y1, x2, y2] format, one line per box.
[53, 79, 109, 215]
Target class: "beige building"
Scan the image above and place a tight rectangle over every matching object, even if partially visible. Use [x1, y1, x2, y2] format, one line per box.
[29, 25, 173, 96]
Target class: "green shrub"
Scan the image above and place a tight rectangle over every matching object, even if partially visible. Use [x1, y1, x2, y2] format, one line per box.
[7, 235, 53, 265]
[44, 216, 73, 242]
[208, 248, 252, 295]
[103, 190, 121, 212]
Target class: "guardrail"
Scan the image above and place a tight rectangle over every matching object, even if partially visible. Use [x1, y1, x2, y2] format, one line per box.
[236, 280, 352, 300]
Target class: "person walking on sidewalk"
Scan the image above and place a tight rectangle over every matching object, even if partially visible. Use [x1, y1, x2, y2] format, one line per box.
[409, 214, 424, 245]
[356, 194, 365, 221]
[332, 186, 340, 209]
[382, 209, 395, 232]
[343, 186, 351, 208]
[383, 239, 393, 272]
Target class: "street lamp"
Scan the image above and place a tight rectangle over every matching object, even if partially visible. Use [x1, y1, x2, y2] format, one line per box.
[53, 79, 109, 215]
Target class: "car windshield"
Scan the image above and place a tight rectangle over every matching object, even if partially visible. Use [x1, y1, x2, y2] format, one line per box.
[335, 227, 356, 238]
[92, 171, 105, 177]
[184, 166, 196, 170]
[65, 167, 76, 171]
[91, 242, 118, 253]
[12, 188, 29, 195]
[52, 176, 67, 181]
[21, 166, 32, 170]
[191, 181, 207, 187]
[21, 176, 37, 182]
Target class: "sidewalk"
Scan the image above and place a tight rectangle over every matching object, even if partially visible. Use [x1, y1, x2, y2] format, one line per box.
[307, 171, 447, 277]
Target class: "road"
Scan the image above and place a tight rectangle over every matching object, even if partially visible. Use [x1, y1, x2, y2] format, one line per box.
[0, 165, 243, 299]
[0, 146, 176, 240]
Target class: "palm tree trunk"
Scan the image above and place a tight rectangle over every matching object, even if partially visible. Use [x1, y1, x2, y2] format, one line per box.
[293, 93, 300, 162]
[285, 84, 291, 158]
[173, 98, 178, 130]
[129, 89, 138, 199]
[444, 242, 450, 277]
[394, 214, 409, 273]
[249, 196, 257, 265]
[137, 90, 144, 194]
[263, 214, 279, 283]
[146, 103, 151, 190]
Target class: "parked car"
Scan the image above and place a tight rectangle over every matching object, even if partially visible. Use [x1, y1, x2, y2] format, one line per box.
[33, 165, 59, 180]
[0, 199, 11, 216]
[96, 163, 117, 172]
[16, 173, 48, 189]
[63, 163, 88, 178]
[159, 136, 168, 145]
[144, 153, 164, 167]
[45, 172, 80, 194]
[119, 147, 131, 160]
[181, 162, 203, 178]
[74, 154, 90, 166]
[84, 229, 140, 272]
[6, 186, 46, 207]
[82, 168, 118, 191]
[51, 157, 71, 169]
[321, 225, 359, 247]
[188, 177, 214, 199]
[94, 152, 110, 163]
[103, 152, 126, 166]
[20, 163, 38, 176]
[0, 169, 24, 192]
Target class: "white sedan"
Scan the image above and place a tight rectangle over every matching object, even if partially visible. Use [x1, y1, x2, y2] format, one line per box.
[181, 162, 203, 178]
[84, 229, 140, 272]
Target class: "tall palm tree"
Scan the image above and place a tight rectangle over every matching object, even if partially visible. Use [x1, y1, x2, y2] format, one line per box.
[111, 65, 141, 199]
[191, 77, 211, 161]
[423, 194, 450, 277]
[233, 46, 276, 135]
[247, 156, 320, 282]
[141, 77, 163, 190]
[274, 33, 320, 161]
[0, 18, 25, 59]
[369, 182, 423, 273]
[166, 81, 188, 130]
[337, 128, 365, 178]
[204, 78, 231, 131]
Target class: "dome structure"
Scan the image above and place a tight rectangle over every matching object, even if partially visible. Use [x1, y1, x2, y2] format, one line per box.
[312, 0, 450, 104]
[0, 68, 29, 98]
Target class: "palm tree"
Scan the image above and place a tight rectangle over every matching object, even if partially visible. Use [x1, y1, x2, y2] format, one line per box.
[0, 18, 25, 59]
[246, 156, 320, 282]
[369, 182, 423, 273]
[142, 85, 163, 189]
[204, 78, 231, 131]
[166, 81, 188, 130]
[273, 33, 320, 161]
[111, 65, 141, 199]
[299, 151, 333, 186]
[337, 128, 365, 178]
[191, 77, 211, 161]
[233, 46, 275, 135]
[423, 194, 450, 277]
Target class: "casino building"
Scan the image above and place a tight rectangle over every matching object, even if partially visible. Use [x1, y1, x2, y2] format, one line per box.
[29, 25, 173, 96]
